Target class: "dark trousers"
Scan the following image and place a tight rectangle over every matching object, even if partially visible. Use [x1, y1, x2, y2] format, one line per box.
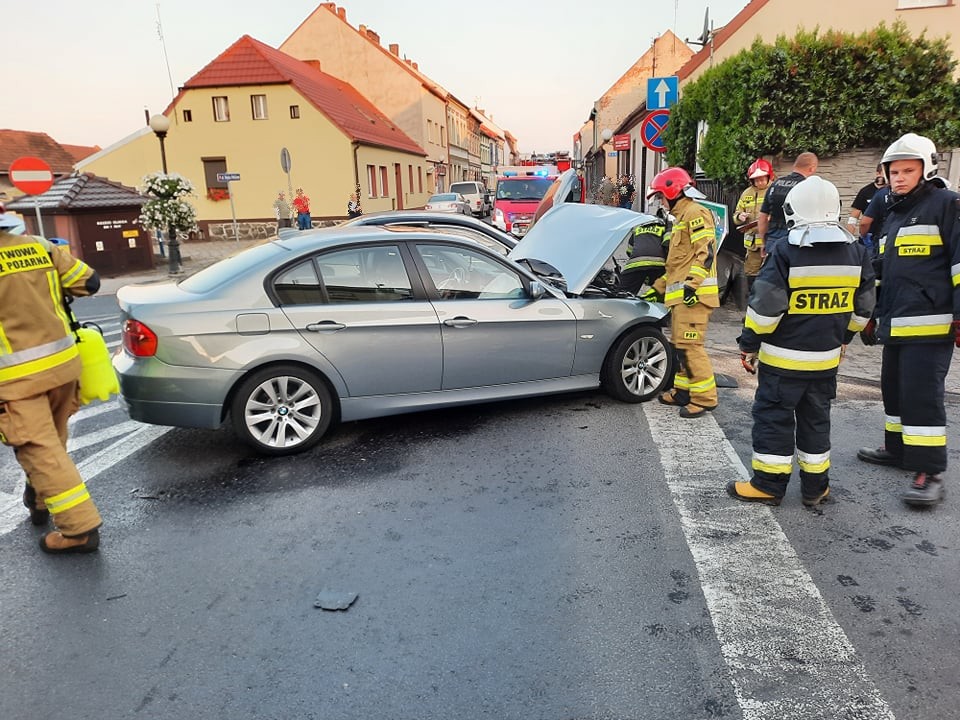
[881, 342, 952, 474]
[751, 371, 836, 498]
[618, 267, 663, 295]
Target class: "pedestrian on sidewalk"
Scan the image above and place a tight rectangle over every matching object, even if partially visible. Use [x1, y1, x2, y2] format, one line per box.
[0, 204, 103, 553]
[293, 188, 312, 230]
[735, 158, 774, 297]
[615, 174, 636, 209]
[856, 133, 960, 508]
[347, 192, 362, 218]
[757, 152, 818, 259]
[728, 176, 875, 507]
[273, 191, 292, 231]
[646, 167, 721, 418]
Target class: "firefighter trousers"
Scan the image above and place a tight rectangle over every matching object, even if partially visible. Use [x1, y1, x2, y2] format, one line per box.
[881, 342, 952, 475]
[0, 381, 102, 536]
[619, 268, 663, 296]
[670, 303, 717, 408]
[750, 371, 836, 499]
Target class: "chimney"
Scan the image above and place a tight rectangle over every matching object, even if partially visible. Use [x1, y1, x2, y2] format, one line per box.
[367, 29, 380, 45]
[412, 62, 418, 70]
[389, 43, 399, 56]
[320, 2, 335, 11]
[304, 59, 322, 72]
[337, 6, 346, 20]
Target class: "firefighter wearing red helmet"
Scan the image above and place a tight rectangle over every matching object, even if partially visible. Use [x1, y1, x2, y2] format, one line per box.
[735, 159, 774, 293]
[646, 167, 720, 418]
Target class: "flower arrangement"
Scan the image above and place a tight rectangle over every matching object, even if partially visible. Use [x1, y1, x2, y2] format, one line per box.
[138, 172, 197, 232]
[206, 187, 230, 202]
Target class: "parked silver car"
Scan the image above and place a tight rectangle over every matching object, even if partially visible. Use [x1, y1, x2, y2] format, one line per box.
[114, 204, 673, 455]
[424, 193, 471, 215]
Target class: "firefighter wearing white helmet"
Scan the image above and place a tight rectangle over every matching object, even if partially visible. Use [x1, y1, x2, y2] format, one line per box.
[728, 176, 875, 506]
[856, 133, 960, 508]
[0, 202, 104, 553]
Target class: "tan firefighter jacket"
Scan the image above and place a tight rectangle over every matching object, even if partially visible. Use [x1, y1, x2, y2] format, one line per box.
[0, 231, 98, 401]
[653, 197, 720, 308]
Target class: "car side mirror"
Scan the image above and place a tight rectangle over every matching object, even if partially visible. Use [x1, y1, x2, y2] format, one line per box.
[528, 281, 547, 300]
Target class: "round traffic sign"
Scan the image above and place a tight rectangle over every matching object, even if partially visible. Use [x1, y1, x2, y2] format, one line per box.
[9, 156, 54, 195]
[280, 147, 292, 174]
[640, 110, 670, 153]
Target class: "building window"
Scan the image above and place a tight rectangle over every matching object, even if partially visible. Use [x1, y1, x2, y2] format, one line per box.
[290, 105, 300, 119]
[418, 167, 423, 193]
[251, 94, 268, 120]
[367, 165, 377, 198]
[427, 119, 432, 144]
[202, 157, 228, 196]
[379, 166, 389, 197]
[408, 165, 414, 189]
[182, 109, 193, 122]
[440, 126, 446, 148]
[212, 96, 230, 122]
[897, 0, 949, 7]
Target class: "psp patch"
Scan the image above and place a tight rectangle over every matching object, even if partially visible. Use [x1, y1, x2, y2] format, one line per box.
[683, 330, 700, 340]
[689, 216, 705, 229]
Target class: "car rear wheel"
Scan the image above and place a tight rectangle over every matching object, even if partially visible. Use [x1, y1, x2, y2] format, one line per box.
[230, 365, 333, 456]
[601, 326, 672, 403]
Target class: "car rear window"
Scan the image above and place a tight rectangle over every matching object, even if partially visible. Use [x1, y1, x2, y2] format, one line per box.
[450, 183, 479, 195]
[178, 240, 285, 293]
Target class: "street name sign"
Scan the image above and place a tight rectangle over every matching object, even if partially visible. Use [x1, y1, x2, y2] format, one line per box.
[217, 172, 241, 182]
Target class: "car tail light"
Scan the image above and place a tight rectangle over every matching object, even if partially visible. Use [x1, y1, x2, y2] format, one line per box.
[122, 319, 158, 357]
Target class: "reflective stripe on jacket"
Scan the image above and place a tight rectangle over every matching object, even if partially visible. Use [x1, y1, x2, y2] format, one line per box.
[740, 237, 876, 378]
[875, 183, 960, 344]
[653, 197, 719, 308]
[0, 232, 97, 400]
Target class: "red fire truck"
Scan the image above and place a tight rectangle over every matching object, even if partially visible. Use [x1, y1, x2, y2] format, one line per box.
[491, 165, 558, 237]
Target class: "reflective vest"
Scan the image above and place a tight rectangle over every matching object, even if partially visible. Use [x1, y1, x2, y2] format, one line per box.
[0, 232, 97, 401]
[740, 239, 876, 377]
[654, 197, 719, 308]
[875, 183, 960, 344]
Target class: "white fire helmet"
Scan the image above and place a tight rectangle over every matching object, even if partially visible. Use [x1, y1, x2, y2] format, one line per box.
[0, 204, 26, 234]
[783, 176, 854, 246]
[880, 133, 938, 183]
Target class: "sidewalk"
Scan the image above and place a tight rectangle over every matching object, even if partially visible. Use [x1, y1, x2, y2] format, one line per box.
[97, 241, 960, 395]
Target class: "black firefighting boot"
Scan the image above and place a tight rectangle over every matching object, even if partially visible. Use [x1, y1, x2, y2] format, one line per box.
[39, 528, 100, 555]
[802, 487, 831, 507]
[22, 483, 50, 527]
[902, 473, 945, 508]
[726, 480, 781, 506]
[856, 446, 902, 467]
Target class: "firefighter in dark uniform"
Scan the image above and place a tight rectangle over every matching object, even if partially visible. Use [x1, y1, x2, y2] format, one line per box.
[646, 167, 720, 418]
[0, 204, 103, 553]
[619, 215, 669, 296]
[856, 133, 960, 508]
[728, 176, 875, 506]
[757, 152, 818, 258]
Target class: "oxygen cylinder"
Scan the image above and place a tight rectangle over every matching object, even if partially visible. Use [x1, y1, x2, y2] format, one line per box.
[76, 325, 120, 405]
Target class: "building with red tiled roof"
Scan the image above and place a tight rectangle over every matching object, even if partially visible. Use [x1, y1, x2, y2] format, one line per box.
[79, 35, 431, 231]
[59, 143, 103, 165]
[0, 129, 78, 202]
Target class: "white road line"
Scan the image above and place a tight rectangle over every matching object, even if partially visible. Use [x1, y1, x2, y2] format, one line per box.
[642, 403, 895, 720]
[0, 424, 170, 539]
[70, 398, 121, 423]
[67, 420, 143, 452]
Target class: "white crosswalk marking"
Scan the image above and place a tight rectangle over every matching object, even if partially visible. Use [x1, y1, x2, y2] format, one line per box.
[642, 402, 894, 720]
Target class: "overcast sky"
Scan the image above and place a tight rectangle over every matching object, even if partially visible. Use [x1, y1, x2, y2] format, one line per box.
[5, 0, 749, 153]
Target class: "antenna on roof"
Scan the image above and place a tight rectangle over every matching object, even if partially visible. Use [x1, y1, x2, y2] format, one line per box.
[155, 3, 177, 107]
[685, 7, 716, 64]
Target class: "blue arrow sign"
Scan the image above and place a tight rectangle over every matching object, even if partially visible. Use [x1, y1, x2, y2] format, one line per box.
[646, 76, 678, 110]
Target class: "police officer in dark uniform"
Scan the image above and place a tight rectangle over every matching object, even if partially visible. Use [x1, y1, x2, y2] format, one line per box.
[856, 133, 960, 508]
[729, 176, 875, 506]
[756, 152, 818, 258]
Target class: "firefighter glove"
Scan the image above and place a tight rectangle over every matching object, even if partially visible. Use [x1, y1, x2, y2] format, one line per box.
[860, 318, 878, 346]
[740, 351, 758, 374]
[640, 287, 661, 303]
[682, 285, 698, 306]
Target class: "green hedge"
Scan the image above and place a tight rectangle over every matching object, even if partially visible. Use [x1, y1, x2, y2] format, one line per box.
[663, 22, 960, 187]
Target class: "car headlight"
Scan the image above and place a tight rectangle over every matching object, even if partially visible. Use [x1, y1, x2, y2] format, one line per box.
[494, 208, 504, 222]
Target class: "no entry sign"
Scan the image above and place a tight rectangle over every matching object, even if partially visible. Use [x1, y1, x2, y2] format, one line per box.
[9, 156, 54, 195]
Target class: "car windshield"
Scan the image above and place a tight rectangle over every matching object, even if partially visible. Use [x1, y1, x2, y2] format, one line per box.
[429, 194, 457, 202]
[450, 183, 477, 195]
[495, 178, 553, 201]
[178, 240, 284, 293]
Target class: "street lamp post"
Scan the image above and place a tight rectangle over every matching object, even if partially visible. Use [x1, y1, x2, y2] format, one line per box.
[149, 113, 181, 274]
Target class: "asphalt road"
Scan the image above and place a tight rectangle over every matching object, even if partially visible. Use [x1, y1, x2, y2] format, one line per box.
[0, 295, 957, 720]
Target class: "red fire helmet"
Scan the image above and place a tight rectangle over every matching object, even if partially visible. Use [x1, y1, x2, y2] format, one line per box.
[646, 167, 693, 201]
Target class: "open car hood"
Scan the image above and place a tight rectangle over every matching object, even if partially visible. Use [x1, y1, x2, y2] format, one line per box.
[509, 203, 659, 295]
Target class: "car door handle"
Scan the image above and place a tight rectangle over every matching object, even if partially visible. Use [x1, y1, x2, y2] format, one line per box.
[443, 317, 478, 328]
[305, 321, 346, 332]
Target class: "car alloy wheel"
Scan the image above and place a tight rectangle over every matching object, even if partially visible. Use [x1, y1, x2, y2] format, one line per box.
[600, 326, 672, 403]
[231, 364, 334, 456]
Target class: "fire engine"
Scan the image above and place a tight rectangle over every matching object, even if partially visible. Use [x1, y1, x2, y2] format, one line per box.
[491, 165, 558, 237]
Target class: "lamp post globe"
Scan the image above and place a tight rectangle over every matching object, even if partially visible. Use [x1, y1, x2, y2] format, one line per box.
[601, 128, 613, 143]
[148, 113, 181, 274]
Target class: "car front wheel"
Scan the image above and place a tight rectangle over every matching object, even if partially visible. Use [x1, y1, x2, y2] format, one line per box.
[600, 325, 673, 402]
[230, 364, 334, 455]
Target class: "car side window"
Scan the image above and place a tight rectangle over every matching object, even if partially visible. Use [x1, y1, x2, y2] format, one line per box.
[274, 260, 324, 305]
[415, 244, 524, 300]
[317, 245, 413, 303]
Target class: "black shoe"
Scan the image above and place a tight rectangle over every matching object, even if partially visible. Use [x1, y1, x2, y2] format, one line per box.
[39, 528, 100, 555]
[856, 446, 901, 467]
[802, 487, 830, 507]
[658, 390, 689, 407]
[22, 484, 50, 527]
[902, 473, 945, 508]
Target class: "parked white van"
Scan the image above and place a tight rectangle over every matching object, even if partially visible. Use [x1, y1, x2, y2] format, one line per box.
[449, 181, 490, 217]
